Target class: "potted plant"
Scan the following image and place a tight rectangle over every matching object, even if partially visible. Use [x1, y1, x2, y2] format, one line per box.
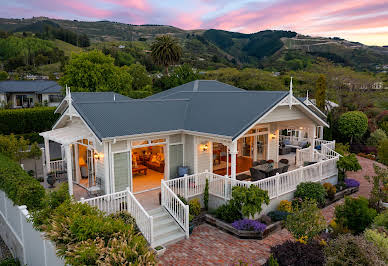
[47, 171, 56, 188]
[154, 245, 166, 256]
[267, 160, 274, 168]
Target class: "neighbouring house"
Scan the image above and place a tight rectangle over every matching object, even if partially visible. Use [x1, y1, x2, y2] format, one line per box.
[40, 80, 339, 247]
[0, 80, 63, 108]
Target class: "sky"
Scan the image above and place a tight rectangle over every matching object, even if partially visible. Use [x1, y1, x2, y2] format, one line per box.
[2, 0, 388, 46]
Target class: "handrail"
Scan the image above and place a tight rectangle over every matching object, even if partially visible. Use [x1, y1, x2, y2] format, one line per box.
[161, 180, 189, 239]
[81, 188, 154, 246]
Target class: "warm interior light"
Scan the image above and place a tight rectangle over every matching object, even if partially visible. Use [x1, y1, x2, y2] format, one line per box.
[94, 152, 104, 160]
[299, 127, 303, 130]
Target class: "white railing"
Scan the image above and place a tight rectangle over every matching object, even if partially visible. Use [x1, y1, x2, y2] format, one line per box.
[49, 159, 65, 172]
[296, 146, 314, 166]
[321, 141, 341, 159]
[164, 172, 210, 199]
[161, 181, 189, 239]
[81, 188, 154, 246]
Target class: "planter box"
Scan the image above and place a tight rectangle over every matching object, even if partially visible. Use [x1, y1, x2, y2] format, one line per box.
[204, 214, 282, 240]
[324, 186, 359, 207]
[154, 245, 166, 256]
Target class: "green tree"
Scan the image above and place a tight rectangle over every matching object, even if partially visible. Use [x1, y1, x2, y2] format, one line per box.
[59, 50, 133, 95]
[337, 153, 362, 182]
[28, 142, 42, 178]
[315, 74, 326, 111]
[367, 129, 387, 147]
[0, 70, 8, 81]
[151, 35, 182, 75]
[378, 138, 388, 165]
[338, 111, 368, 144]
[126, 63, 152, 91]
[231, 185, 270, 218]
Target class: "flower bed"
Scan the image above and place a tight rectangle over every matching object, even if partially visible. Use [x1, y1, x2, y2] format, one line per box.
[204, 214, 282, 240]
[323, 185, 359, 207]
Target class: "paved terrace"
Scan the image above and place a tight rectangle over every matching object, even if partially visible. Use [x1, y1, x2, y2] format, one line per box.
[159, 156, 380, 265]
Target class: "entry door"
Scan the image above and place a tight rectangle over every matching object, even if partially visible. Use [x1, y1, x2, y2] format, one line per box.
[113, 152, 131, 192]
[87, 149, 95, 187]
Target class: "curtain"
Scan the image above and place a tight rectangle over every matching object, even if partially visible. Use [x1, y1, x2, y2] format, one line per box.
[113, 152, 130, 192]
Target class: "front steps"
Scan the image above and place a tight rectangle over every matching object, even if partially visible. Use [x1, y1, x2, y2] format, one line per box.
[148, 207, 186, 247]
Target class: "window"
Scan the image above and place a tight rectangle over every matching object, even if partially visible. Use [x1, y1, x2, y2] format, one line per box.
[48, 95, 63, 103]
[113, 152, 130, 192]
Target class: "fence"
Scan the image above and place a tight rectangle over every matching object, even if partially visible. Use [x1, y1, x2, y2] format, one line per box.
[0, 190, 63, 266]
[81, 188, 154, 247]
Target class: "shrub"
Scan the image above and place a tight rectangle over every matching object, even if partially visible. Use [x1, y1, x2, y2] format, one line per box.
[372, 210, 388, 230]
[338, 111, 368, 144]
[43, 200, 156, 265]
[328, 219, 350, 236]
[0, 107, 59, 135]
[324, 234, 385, 266]
[177, 194, 188, 205]
[231, 219, 266, 232]
[366, 164, 388, 210]
[377, 138, 388, 165]
[204, 178, 209, 211]
[189, 198, 201, 216]
[109, 211, 139, 233]
[277, 200, 292, 213]
[364, 229, 388, 262]
[335, 143, 350, 156]
[334, 196, 377, 234]
[294, 182, 327, 206]
[344, 178, 360, 188]
[367, 129, 387, 146]
[0, 258, 20, 266]
[0, 153, 45, 210]
[215, 202, 242, 223]
[270, 240, 325, 266]
[231, 185, 270, 218]
[336, 153, 361, 182]
[285, 199, 326, 240]
[267, 210, 291, 222]
[266, 254, 279, 266]
[323, 183, 336, 200]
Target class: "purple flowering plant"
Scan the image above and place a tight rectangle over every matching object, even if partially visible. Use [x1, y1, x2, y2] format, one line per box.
[231, 219, 267, 232]
[345, 178, 360, 188]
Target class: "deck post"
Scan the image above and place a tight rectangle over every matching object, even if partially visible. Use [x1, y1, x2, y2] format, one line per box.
[65, 144, 74, 196]
[184, 174, 188, 199]
[299, 165, 304, 182]
[275, 173, 280, 197]
[230, 141, 238, 180]
[44, 137, 50, 173]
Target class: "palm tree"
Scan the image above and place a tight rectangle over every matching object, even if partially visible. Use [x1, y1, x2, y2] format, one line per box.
[151, 35, 182, 75]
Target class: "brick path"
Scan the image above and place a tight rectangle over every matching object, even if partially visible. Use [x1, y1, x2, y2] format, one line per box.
[159, 157, 383, 265]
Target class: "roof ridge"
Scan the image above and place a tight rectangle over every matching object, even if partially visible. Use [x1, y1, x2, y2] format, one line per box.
[75, 99, 190, 104]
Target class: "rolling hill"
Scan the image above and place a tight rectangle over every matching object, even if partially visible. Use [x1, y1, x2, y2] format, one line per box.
[1, 17, 388, 72]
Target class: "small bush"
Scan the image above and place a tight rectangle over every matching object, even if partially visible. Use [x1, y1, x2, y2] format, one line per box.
[204, 178, 209, 210]
[334, 196, 377, 234]
[267, 210, 291, 222]
[177, 194, 188, 205]
[325, 234, 385, 266]
[215, 202, 242, 223]
[372, 210, 388, 230]
[231, 219, 266, 232]
[323, 183, 336, 200]
[0, 258, 20, 266]
[294, 182, 327, 206]
[189, 198, 201, 216]
[270, 240, 325, 266]
[364, 229, 388, 262]
[231, 185, 270, 218]
[0, 153, 45, 210]
[367, 129, 387, 146]
[109, 211, 139, 233]
[277, 200, 292, 213]
[285, 199, 326, 240]
[266, 254, 279, 266]
[377, 138, 388, 165]
[344, 178, 360, 188]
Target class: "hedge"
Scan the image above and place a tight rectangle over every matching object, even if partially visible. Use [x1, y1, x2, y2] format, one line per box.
[0, 107, 59, 135]
[0, 153, 45, 210]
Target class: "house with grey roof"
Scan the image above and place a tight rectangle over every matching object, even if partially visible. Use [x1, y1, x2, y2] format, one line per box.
[39, 80, 339, 247]
[0, 80, 63, 108]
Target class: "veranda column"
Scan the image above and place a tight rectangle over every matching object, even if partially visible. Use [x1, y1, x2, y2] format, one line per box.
[65, 144, 74, 196]
[320, 126, 324, 140]
[44, 137, 50, 173]
[74, 143, 80, 184]
[230, 141, 238, 180]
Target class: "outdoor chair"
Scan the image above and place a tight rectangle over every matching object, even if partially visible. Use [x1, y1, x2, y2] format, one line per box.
[252, 160, 267, 167]
[281, 165, 289, 173]
[279, 159, 289, 165]
[249, 167, 267, 181]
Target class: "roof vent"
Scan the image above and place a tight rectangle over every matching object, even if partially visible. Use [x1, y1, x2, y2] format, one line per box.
[113, 94, 116, 101]
[193, 80, 199, 92]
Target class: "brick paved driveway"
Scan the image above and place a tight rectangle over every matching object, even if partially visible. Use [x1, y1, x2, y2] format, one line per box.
[159, 157, 381, 265]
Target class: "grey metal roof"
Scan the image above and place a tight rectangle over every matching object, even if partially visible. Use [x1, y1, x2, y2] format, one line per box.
[71, 92, 132, 103]
[0, 80, 62, 94]
[146, 80, 245, 99]
[72, 86, 288, 140]
[297, 97, 326, 121]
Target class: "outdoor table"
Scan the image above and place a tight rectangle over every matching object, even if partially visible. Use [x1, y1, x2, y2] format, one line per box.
[253, 162, 287, 177]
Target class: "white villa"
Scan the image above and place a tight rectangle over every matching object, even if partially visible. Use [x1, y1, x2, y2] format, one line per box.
[40, 80, 340, 247]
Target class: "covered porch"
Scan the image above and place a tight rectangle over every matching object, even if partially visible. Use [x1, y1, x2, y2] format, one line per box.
[210, 119, 322, 181]
[40, 120, 104, 200]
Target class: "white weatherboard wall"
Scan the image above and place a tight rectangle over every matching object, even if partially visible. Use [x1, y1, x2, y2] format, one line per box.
[196, 137, 212, 173]
[0, 190, 63, 266]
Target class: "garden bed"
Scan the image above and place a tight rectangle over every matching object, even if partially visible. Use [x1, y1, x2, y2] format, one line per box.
[323, 186, 359, 207]
[204, 214, 282, 240]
